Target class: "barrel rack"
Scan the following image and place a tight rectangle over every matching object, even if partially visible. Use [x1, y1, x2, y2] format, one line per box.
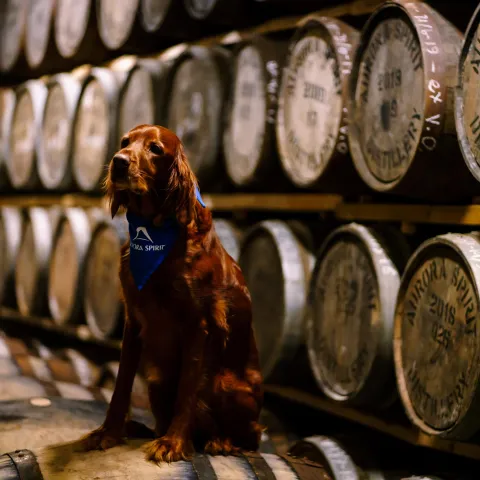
[3, 193, 480, 226]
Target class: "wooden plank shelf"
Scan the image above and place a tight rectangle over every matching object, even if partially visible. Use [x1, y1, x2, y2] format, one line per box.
[0, 307, 121, 351]
[264, 385, 480, 462]
[4, 193, 480, 226]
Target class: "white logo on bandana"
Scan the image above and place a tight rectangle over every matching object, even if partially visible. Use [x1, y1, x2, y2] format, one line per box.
[133, 227, 153, 243]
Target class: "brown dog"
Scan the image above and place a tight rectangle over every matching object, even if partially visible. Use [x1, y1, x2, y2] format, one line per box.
[81, 125, 263, 463]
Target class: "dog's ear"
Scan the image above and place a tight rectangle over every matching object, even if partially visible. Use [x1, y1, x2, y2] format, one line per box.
[109, 191, 128, 218]
[170, 142, 197, 226]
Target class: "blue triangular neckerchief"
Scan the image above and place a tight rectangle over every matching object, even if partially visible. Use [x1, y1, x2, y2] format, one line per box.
[127, 186, 206, 290]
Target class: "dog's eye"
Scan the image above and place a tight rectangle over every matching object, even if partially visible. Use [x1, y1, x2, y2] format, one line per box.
[120, 138, 129, 149]
[150, 143, 164, 155]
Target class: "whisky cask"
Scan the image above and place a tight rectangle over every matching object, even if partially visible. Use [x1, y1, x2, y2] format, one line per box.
[167, 46, 231, 188]
[114, 57, 164, 142]
[48, 208, 101, 326]
[223, 36, 288, 189]
[0, 444, 331, 480]
[277, 16, 361, 192]
[0, 397, 154, 453]
[54, 0, 107, 65]
[183, 0, 246, 27]
[6, 80, 47, 191]
[15, 207, 59, 316]
[394, 233, 480, 440]
[95, 361, 148, 399]
[97, 0, 150, 53]
[348, 1, 478, 199]
[71, 67, 119, 192]
[213, 219, 242, 262]
[0, 207, 22, 307]
[0, 0, 28, 75]
[25, 0, 65, 73]
[239, 220, 314, 381]
[83, 220, 126, 339]
[456, 4, 480, 184]
[307, 223, 409, 407]
[38, 73, 83, 191]
[0, 88, 15, 189]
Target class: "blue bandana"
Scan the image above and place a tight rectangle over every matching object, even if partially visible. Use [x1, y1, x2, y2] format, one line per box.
[127, 187, 206, 290]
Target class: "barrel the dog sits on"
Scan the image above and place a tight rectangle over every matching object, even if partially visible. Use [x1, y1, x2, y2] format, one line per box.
[80, 124, 264, 463]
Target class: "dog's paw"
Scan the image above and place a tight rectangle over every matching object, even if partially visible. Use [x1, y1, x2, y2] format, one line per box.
[204, 438, 241, 456]
[144, 436, 193, 463]
[79, 425, 125, 451]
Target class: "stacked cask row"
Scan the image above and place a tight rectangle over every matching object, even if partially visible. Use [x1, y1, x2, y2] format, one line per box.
[394, 232, 480, 440]
[276, 15, 362, 193]
[348, 1, 479, 199]
[307, 223, 409, 407]
[239, 220, 314, 382]
[223, 35, 288, 190]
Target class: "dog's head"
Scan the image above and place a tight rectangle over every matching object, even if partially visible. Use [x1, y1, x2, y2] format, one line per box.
[105, 124, 198, 226]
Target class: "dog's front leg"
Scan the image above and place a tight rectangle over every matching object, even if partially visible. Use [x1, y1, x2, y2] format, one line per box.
[145, 318, 208, 463]
[81, 317, 143, 451]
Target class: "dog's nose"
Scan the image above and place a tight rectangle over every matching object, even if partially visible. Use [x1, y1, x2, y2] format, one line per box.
[113, 154, 130, 170]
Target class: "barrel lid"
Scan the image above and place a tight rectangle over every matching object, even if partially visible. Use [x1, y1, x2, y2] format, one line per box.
[276, 16, 357, 188]
[39, 74, 82, 190]
[394, 232, 480, 439]
[307, 223, 402, 405]
[25, 0, 55, 69]
[456, 2, 480, 183]
[8, 80, 47, 190]
[140, 0, 173, 32]
[348, 1, 457, 193]
[0, 88, 15, 172]
[84, 221, 123, 339]
[240, 220, 314, 380]
[184, 0, 218, 20]
[49, 208, 92, 326]
[213, 219, 241, 262]
[167, 45, 231, 185]
[223, 37, 281, 187]
[55, 0, 92, 59]
[72, 67, 118, 191]
[97, 0, 140, 50]
[0, 0, 27, 72]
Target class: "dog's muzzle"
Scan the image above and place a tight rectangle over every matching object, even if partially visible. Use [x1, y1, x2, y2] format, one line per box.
[111, 154, 130, 181]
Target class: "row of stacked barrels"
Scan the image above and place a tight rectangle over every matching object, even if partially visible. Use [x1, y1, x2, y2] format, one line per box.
[0, 203, 242, 340]
[0, 0, 322, 78]
[0, 330, 474, 479]
[5, 1, 480, 198]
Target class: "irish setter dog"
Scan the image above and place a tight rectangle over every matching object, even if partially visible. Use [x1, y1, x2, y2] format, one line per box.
[80, 125, 263, 462]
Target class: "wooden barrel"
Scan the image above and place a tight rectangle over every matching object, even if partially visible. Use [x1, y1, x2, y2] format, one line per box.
[183, 0, 247, 27]
[259, 408, 299, 456]
[166, 46, 231, 189]
[276, 16, 361, 192]
[0, 331, 30, 377]
[15, 207, 58, 316]
[0, 207, 22, 307]
[394, 232, 480, 440]
[54, 0, 107, 64]
[97, 0, 150, 53]
[114, 57, 164, 141]
[83, 220, 125, 339]
[223, 36, 288, 189]
[6, 80, 47, 191]
[348, 1, 478, 199]
[455, 4, 480, 184]
[38, 73, 83, 191]
[239, 220, 314, 381]
[213, 219, 241, 262]
[48, 208, 99, 326]
[140, 0, 198, 40]
[96, 361, 148, 398]
[0, 397, 154, 453]
[0, 444, 331, 479]
[58, 348, 101, 386]
[25, 0, 65, 73]
[0, 88, 15, 188]
[307, 223, 409, 407]
[71, 67, 119, 192]
[0, 0, 28, 75]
